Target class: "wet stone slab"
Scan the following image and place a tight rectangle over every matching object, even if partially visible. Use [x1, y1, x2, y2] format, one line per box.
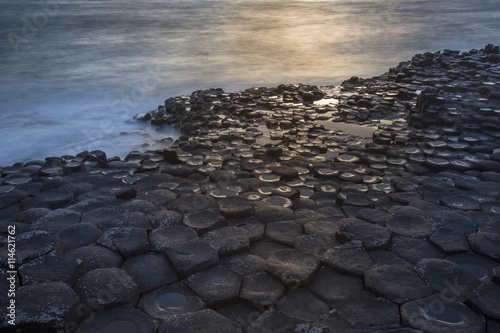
[165, 238, 219, 278]
[138, 282, 206, 320]
[18, 252, 84, 287]
[331, 290, 401, 327]
[59, 223, 103, 251]
[120, 253, 178, 294]
[183, 265, 243, 308]
[265, 221, 304, 246]
[275, 288, 330, 322]
[265, 249, 320, 288]
[158, 309, 242, 333]
[202, 226, 251, 257]
[0, 281, 82, 331]
[77, 304, 158, 333]
[335, 217, 392, 250]
[97, 227, 150, 259]
[320, 241, 374, 276]
[74, 267, 140, 310]
[0, 230, 62, 266]
[415, 258, 480, 301]
[67, 245, 123, 271]
[309, 266, 364, 303]
[401, 294, 486, 333]
[466, 282, 500, 320]
[364, 265, 433, 304]
[149, 225, 198, 252]
[240, 272, 286, 310]
[182, 208, 227, 235]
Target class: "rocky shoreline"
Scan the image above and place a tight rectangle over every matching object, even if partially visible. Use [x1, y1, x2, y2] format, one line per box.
[1, 44, 500, 332]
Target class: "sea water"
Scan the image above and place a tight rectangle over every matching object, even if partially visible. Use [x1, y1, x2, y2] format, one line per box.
[1, 0, 499, 166]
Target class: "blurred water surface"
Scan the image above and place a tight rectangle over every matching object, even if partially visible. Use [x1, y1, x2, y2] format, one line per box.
[0, 0, 499, 165]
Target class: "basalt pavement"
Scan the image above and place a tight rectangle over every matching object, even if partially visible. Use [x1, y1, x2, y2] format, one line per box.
[1, 44, 500, 332]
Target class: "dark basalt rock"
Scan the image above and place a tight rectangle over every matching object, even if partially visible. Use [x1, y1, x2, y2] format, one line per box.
[183, 265, 243, 308]
[81, 206, 122, 229]
[138, 282, 206, 320]
[227, 217, 265, 243]
[294, 234, 334, 257]
[4, 44, 500, 330]
[138, 189, 177, 207]
[74, 267, 140, 309]
[275, 288, 330, 322]
[255, 204, 294, 223]
[218, 196, 255, 218]
[9, 207, 51, 223]
[168, 194, 218, 214]
[446, 252, 499, 282]
[441, 195, 480, 210]
[240, 272, 286, 310]
[165, 239, 219, 278]
[34, 189, 74, 209]
[429, 229, 471, 255]
[248, 308, 304, 333]
[364, 265, 433, 304]
[320, 241, 373, 276]
[265, 221, 303, 246]
[147, 209, 183, 228]
[97, 227, 150, 259]
[332, 290, 401, 327]
[415, 258, 480, 301]
[336, 217, 391, 250]
[119, 199, 159, 215]
[0, 281, 81, 331]
[309, 266, 364, 303]
[183, 208, 227, 234]
[427, 210, 476, 234]
[402, 294, 486, 333]
[159, 309, 242, 333]
[390, 236, 443, 264]
[18, 253, 84, 287]
[77, 304, 158, 333]
[265, 249, 320, 288]
[59, 223, 102, 251]
[203, 226, 251, 256]
[0, 230, 61, 266]
[468, 232, 500, 261]
[121, 253, 178, 294]
[67, 245, 123, 271]
[467, 282, 500, 320]
[386, 206, 435, 238]
[149, 225, 198, 252]
[31, 208, 81, 232]
[220, 253, 266, 276]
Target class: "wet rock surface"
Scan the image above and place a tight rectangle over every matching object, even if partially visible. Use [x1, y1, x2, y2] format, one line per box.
[1, 44, 500, 331]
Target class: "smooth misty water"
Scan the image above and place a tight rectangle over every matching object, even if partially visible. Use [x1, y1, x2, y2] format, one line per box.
[1, 0, 499, 166]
